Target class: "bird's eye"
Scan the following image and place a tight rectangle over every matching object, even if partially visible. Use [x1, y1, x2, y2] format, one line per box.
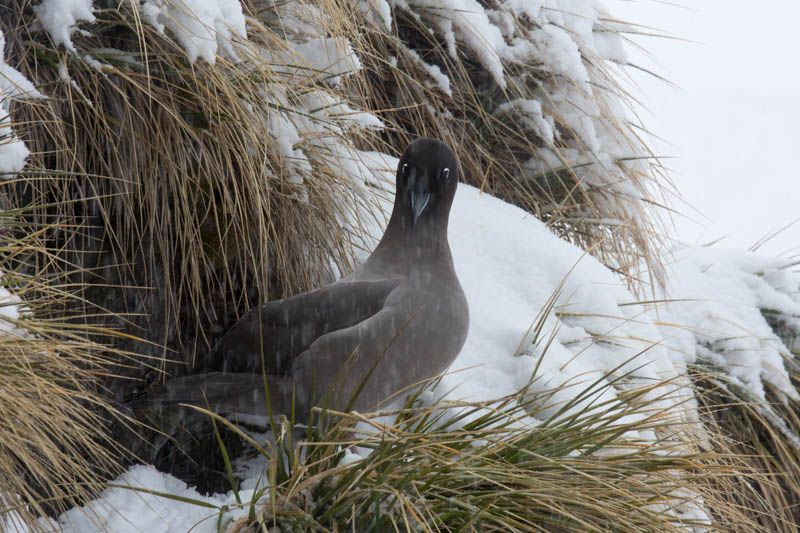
[441, 168, 450, 179]
[402, 163, 409, 177]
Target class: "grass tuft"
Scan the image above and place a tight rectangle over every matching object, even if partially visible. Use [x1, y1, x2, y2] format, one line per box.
[201, 374, 765, 532]
[0, 215, 134, 529]
[693, 368, 800, 532]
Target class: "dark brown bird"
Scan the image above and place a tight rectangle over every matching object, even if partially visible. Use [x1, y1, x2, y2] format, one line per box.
[138, 139, 469, 424]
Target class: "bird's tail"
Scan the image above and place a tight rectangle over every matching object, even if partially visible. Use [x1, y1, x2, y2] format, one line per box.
[131, 372, 299, 423]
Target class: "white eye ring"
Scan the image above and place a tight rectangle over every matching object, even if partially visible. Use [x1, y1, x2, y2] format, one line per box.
[402, 163, 409, 176]
[442, 168, 450, 179]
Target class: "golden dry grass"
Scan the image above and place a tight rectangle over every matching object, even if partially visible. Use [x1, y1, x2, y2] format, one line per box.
[694, 372, 800, 532]
[0, 222, 133, 528]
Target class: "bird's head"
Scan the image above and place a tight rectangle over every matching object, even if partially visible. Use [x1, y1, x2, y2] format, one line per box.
[396, 138, 460, 228]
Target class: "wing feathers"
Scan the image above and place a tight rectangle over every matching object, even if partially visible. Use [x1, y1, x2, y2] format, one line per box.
[205, 279, 401, 374]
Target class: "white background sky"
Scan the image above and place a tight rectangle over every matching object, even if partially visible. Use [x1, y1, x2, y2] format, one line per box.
[608, 0, 800, 257]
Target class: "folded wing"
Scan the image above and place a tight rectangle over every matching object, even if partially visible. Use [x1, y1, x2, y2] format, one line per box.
[203, 279, 401, 375]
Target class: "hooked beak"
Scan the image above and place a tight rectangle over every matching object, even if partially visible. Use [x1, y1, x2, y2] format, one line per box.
[407, 167, 430, 227]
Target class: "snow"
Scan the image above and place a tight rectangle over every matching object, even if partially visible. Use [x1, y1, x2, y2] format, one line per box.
[0, 30, 44, 177]
[655, 246, 800, 451]
[51, 465, 254, 532]
[0, 108, 30, 176]
[405, 0, 508, 88]
[441, 185, 690, 431]
[358, 0, 392, 30]
[0, 34, 43, 100]
[32, 0, 95, 53]
[494, 98, 555, 145]
[232, 10, 382, 200]
[304, 90, 383, 131]
[256, 81, 384, 196]
[659, 246, 800, 404]
[402, 48, 453, 97]
[288, 37, 362, 88]
[531, 24, 590, 86]
[139, 0, 246, 64]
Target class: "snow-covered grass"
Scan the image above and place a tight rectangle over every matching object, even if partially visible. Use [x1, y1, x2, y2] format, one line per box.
[1, 0, 800, 531]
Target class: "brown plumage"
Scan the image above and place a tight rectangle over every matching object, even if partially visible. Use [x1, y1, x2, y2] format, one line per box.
[137, 139, 469, 424]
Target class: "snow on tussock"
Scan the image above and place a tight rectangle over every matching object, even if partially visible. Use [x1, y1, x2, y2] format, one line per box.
[0, 30, 43, 176]
[393, 0, 643, 197]
[244, 2, 387, 208]
[140, 0, 246, 64]
[664, 247, 800, 403]
[32, 0, 95, 53]
[658, 248, 800, 450]
[660, 246, 800, 449]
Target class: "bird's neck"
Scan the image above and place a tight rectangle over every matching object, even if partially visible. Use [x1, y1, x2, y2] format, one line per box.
[366, 207, 453, 273]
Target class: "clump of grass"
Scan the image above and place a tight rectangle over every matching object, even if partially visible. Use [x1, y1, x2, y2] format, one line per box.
[0, 213, 135, 530]
[2, 0, 373, 370]
[179, 373, 760, 532]
[693, 368, 800, 532]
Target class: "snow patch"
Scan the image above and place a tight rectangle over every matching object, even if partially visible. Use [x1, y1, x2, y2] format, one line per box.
[358, 0, 392, 30]
[0, 30, 43, 177]
[288, 37, 362, 88]
[406, 0, 508, 88]
[661, 246, 800, 403]
[0, 108, 29, 176]
[531, 24, 590, 86]
[54, 465, 252, 532]
[403, 48, 452, 97]
[33, 0, 95, 52]
[494, 98, 555, 145]
[139, 0, 246, 64]
[440, 184, 690, 428]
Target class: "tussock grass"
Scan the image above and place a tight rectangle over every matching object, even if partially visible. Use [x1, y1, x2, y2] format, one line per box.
[199, 376, 762, 532]
[694, 370, 800, 532]
[0, 217, 133, 529]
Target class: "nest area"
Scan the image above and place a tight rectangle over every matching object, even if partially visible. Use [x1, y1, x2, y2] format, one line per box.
[0, 0, 674, 516]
